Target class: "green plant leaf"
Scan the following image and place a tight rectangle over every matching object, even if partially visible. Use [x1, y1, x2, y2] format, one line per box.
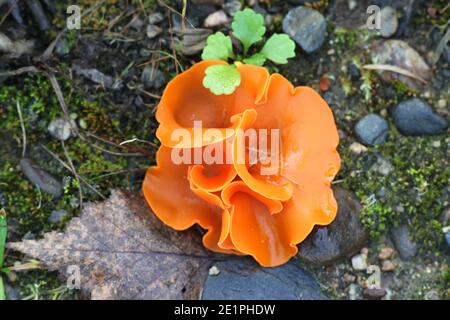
[203, 64, 241, 95]
[232, 8, 266, 54]
[243, 53, 266, 66]
[0, 209, 6, 268]
[0, 277, 5, 300]
[201, 32, 234, 61]
[261, 34, 296, 64]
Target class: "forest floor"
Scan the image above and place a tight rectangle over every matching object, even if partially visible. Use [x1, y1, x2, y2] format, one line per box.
[0, 0, 448, 299]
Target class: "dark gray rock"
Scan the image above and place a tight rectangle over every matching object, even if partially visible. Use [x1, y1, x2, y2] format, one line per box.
[390, 224, 417, 260]
[223, 0, 241, 16]
[20, 158, 62, 198]
[48, 209, 69, 224]
[202, 259, 327, 300]
[363, 287, 386, 300]
[445, 233, 450, 249]
[390, 98, 448, 136]
[297, 187, 368, 266]
[354, 114, 389, 146]
[348, 62, 361, 81]
[282, 6, 326, 53]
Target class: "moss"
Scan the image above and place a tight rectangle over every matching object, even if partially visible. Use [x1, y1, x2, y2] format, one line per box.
[338, 126, 449, 250]
[0, 69, 153, 298]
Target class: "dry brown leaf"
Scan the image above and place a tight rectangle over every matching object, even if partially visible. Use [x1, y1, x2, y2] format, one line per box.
[8, 190, 212, 300]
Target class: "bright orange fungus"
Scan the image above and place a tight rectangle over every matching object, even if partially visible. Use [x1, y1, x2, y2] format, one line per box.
[143, 60, 341, 267]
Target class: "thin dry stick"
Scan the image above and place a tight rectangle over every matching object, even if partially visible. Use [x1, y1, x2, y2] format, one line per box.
[61, 140, 84, 209]
[41, 145, 106, 200]
[0, 66, 39, 77]
[362, 64, 427, 84]
[0, 0, 17, 27]
[16, 101, 27, 157]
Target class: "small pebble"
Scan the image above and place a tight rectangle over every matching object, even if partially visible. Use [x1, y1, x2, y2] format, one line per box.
[204, 10, 229, 28]
[208, 265, 221, 276]
[319, 76, 330, 92]
[349, 142, 367, 155]
[381, 260, 397, 272]
[343, 273, 356, 285]
[363, 287, 386, 300]
[379, 6, 398, 38]
[146, 24, 162, 39]
[48, 118, 74, 141]
[354, 114, 389, 146]
[348, 0, 357, 11]
[351, 252, 368, 271]
[223, 0, 241, 16]
[437, 99, 446, 108]
[148, 12, 164, 24]
[378, 247, 394, 260]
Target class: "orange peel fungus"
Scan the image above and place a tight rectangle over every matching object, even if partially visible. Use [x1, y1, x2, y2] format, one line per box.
[143, 60, 341, 267]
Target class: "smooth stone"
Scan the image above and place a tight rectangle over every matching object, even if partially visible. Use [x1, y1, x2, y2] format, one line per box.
[351, 253, 368, 271]
[223, 0, 241, 16]
[354, 114, 389, 146]
[48, 209, 69, 224]
[363, 287, 386, 300]
[282, 6, 326, 53]
[371, 40, 431, 89]
[390, 224, 417, 260]
[146, 24, 162, 39]
[20, 158, 62, 198]
[202, 259, 327, 300]
[379, 6, 398, 38]
[390, 98, 448, 136]
[48, 117, 73, 141]
[297, 187, 369, 266]
[148, 12, 164, 24]
[203, 10, 229, 28]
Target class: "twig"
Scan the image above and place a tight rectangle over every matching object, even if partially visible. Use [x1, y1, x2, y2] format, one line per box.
[362, 64, 427, 84]
[61, 140, 84, 209]
[41, 145, 106, 200]
[0, 66, 39, 77]
[15, 101, 27, 158]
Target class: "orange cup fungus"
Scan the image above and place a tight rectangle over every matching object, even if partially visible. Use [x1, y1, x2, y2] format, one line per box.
[143, 60, 341, 267]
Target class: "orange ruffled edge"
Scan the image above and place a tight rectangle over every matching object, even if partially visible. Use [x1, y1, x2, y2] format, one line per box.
[143, 61, 341, 267]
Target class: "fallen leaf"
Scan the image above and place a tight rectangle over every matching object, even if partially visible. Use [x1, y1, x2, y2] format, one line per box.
[8, 190, 211, 300]
[8, 190, 327, 300]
